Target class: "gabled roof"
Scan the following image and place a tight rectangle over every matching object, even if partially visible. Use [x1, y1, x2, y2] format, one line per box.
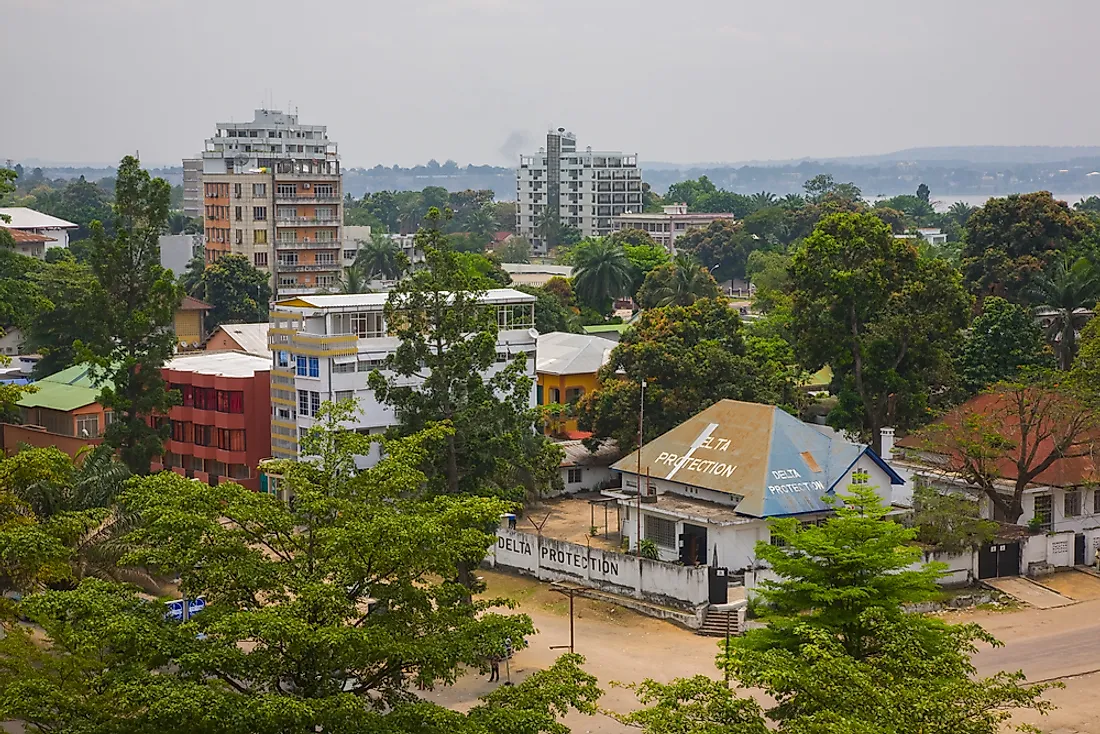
[17, 364, 104, 412]
[536, 332, 613, 375]
[179, 295, 212, 311]
[613, 400, 902, 518]
[0, 208, 78, 230]
[557, 439, 624, 468]
[206, 322, 270, 356]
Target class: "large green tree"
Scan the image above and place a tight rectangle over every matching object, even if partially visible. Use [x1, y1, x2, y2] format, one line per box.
[369, 210, 562, 501]
[620, 240, 671, 296]
[962, 191, 1094, 303]
[0, 407, 600, 733]
[78, 156, 181, 473]
[676, 219, 756, 283]
[622, 486, 1053, 734]
[577, 298, 800, 451]
[200, 253, 272, 328]
[790, 211, 971, 454]
[26, 259, 108, 376]
[955, 296, 1051, 393]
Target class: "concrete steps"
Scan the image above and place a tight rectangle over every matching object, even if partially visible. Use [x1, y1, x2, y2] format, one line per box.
[697, 603, 747, 637]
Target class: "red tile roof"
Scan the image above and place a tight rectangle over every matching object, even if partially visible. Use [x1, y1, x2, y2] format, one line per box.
[899, 390, 1100, 488]
[5, 229, 52, 244]
[179, 295, 212, 311]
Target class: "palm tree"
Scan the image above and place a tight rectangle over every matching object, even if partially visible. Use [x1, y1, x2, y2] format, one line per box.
[464, 206, 496, 240]
[180, 256, 206, 297]
[948, 201, 975, 227]
[1028, 256, 1100, 370]
[355, 235, 404, 280]
[653, 255, 721, 307]
[779, 193, 806, 210]
[571, 238, 634, 310]
[396, 202, 423, 234]
[336, 265, 372, 294]
[750, 191, 777, 211]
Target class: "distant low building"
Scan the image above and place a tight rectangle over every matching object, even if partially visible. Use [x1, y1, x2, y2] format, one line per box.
[204, 322, 270, 357]
[0, 207, 79, 255]
[502, 263, 573, 287]
[160, 233, 205, 276]
[557, 438, 623, 493]
[612, 204, 737, 252]
[175, 295, 212, 350]
[582, 323, 631, 342]
[7, 364, 110, 456]
[894, 227, 947, 245]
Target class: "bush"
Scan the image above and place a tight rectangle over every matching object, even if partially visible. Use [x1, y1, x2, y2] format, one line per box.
[639, 539, 659, 560]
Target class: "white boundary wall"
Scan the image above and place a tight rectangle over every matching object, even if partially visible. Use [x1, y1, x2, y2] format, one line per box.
[488, 528, 710, 608]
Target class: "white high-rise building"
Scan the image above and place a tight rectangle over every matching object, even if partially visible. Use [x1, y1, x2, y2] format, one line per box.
[267, 289, 538, 462]
[516, 128, 642, 254]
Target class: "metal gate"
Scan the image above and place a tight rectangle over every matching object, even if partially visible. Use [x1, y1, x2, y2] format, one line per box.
[978, 541, 1021, 579]
[708, 566, 728, 604]
[1076, 533, 1087, 566]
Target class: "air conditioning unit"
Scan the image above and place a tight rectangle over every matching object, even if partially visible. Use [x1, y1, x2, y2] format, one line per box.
[302, 183, 311, 189]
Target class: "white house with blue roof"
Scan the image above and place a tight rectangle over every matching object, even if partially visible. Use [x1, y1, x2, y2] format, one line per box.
[607, 399, 904, 571]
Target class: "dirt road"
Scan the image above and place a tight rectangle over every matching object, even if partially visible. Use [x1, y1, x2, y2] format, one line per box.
[421, 572, 1100, 733]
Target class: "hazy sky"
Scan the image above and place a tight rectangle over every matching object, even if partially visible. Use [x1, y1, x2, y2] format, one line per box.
[3, 0, 1098, 167]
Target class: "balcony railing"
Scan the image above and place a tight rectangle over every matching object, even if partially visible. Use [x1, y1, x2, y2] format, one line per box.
[276, 217, 340, 226]
[276, 262, 342, 272]
[274, 239, 340, 249]
[274, 194, 341, 203]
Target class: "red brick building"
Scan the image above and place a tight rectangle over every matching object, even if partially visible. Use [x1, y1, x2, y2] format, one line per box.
[155, 351, 272, 492]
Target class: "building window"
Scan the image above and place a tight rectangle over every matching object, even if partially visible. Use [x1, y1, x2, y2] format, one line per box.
[851, 469, 870, 485]
[235, 206, 243, 221]
[193, 387, 216, 411]
[1065, 489, 1081, 518]
[1034, 494, 1053, 531]
[334, 390, 354, 403]
[171, 420, 192, 443]
[278, 231, 298, 243]
[296, 355, 308, 376]
[298, 389, 309, 416]
[228, 463, 251, 479]
[193, 424, 214, 447]
[316, 251, 336, 264]
[279, 276, 297, 287]
[75, 414, 99, 438]
[567, 468, 583, 484]
[1094, 489, 1100, 515]
[644, 515, 676, 550]
[235, 229, 243, 244]
[279, 252, 299, 266]
[216, 390, 245, 413]
[254, 251, 268, 267]
[308, 357, 319, 377]
[277, 184, 296, 197]
[253, 206, 267, 221]
[333, 361, 355, 374]
[332, 311, 384, 339]
[298, 390, 321, 417]
[233, 183, 242, 198]
[565, 387, 585, 403]
[218, 428, 246, 452]
[343, 249, 357, 261]
[255, 230, 268, 245]
[310, 391, 320, 416]
[314, 184, 334, 196]
[253, 183, 266, 197]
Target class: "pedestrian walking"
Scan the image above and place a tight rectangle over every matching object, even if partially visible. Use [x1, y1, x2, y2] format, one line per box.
[488, 655, 500, 682]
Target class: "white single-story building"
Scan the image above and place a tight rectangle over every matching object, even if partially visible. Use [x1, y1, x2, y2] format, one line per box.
[556, 439, 622, 494]
[605, 399, 904, 571]
[0, 207, 78, 253]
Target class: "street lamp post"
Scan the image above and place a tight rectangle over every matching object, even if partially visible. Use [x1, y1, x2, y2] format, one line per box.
[636, 378, 646, 553]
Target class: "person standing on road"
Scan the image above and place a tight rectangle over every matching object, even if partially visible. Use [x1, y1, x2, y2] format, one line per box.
[488, 655, 500, 682]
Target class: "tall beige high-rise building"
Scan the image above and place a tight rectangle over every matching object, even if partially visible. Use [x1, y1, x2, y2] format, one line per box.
[202, 109, 342, 297]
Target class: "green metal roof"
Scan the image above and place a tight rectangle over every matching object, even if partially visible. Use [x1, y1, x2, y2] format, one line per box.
[582, 323, 630, 334]
[17, 364, 106, 412]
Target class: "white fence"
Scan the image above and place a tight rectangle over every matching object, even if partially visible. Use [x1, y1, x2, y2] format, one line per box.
[488, 528, 710, 609]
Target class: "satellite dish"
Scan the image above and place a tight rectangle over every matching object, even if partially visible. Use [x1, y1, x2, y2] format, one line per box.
[234, 155, 249, 167]
[277, 160, 295, 174]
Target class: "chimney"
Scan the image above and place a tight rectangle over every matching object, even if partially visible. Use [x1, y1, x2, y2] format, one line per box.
[880, 427, 895, 458]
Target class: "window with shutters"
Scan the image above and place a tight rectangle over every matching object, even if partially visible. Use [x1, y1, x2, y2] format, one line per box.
[644, 515, 676, 550]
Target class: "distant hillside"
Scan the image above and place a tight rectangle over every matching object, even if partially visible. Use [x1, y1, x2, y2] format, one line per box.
[822, 146, 1100, 166]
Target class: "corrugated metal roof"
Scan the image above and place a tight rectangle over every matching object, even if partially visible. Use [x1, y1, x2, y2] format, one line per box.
[17, 364, 104, 412]
[536, 332, 614, 375]
[207, 323, 270, 356]
[0, 208, 78, 230]
[612, 399, 896, 518]
[275, 288, 535, 312]
[556, 439, 623, 467]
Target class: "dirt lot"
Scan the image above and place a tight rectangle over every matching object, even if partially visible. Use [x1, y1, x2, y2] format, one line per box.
[419, 571, 1100, 733]
[1035, 569, 1100, 601]
[520, 494, 625, 553]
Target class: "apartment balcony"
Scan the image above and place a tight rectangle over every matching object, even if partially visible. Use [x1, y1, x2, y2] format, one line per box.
[275, 193, 342, 204]
[274, 170, 340, 180]
[276, 217, 340, 227]
[274, 239, 340, 250]
[276, 262, 342, 273]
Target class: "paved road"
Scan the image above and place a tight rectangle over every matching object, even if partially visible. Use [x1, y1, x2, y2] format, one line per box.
[974, 615, 1100, 682]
